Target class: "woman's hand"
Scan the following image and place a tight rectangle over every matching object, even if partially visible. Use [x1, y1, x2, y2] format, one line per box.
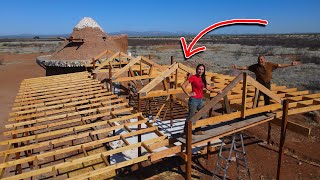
[188, 92, 196, 97]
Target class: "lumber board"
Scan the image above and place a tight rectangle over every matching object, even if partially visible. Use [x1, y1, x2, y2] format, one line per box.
[16, 81, 101, 98]
[139, 63, 179, 95]
[178, 115, 274, 144]
[0, 114, 147, 157]
[271, 118, 311, 136]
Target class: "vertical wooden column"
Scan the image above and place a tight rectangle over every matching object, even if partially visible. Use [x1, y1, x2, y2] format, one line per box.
[209, 96, 213, 117]
[207, 141, 211, 159]
[109, 64, 113, 91]
[241, 72, 247, 118]
[119, 53, 121, 68]
[252, 88, 260, 108]
[277, 99, 289, 180]
[186, 120, 192, 180]
[267, 122, 272, 144]
[170, 56, 174, 127]
[92, 58, 96, 70]
[138, 94, 142, 157]
[148, 54, 152, 116]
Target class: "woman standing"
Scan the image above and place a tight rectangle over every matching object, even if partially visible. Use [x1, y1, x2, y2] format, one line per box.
[181, 64, 220, 135]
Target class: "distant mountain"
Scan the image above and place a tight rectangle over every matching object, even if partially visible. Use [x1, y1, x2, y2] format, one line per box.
[109, 30, 194, 37]
[0, 31, 194, 39]
[0, 34, 70, 39]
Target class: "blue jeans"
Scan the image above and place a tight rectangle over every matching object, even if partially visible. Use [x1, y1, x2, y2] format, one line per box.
[186, 97, 204, 121]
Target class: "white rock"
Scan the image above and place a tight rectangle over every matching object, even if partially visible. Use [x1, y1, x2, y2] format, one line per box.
[74, 17, 104, 32]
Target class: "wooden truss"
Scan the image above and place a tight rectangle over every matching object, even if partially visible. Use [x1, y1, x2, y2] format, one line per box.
[2, 57, 320, 180]
[91, 51, 133, 73]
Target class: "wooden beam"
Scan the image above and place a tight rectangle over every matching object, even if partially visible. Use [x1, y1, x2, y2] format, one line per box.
[277, 99, 289, 180]
[271, 118, 311, 136]
[111, 56, 142, 79]
[93, 52, 120, 73]
[241, 72, 247, 118]
[189, 73, 243, 123]
[139, 63, 179, 95]
[247, 75, 281, 103]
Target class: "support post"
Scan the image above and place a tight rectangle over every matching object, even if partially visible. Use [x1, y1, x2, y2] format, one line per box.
[138, 94, 142, 157]
[148, 54, 152, 116]
[267, 122, 272, 144]
[207, 141, 211, 159]
[92, 58, 95, 70]
[209, 97, 213, 117]
[170, 56, 174, 127]
[186, 120, 192, 180]
[223, 96, 231, 114]
[109, 64, 113, 91]
[252, 88, 260, 108]
[277, 99, 289, 180]
[241, 72, 247, 118]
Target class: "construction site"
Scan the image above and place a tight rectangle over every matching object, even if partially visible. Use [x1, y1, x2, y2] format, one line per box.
[1, 17, 320, 180]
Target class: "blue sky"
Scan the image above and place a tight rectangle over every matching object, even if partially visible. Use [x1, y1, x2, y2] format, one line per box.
[1, 0, 319, 35]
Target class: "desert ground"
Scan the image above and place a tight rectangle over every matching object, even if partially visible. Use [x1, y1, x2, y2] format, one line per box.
[0, 34, 319, 179]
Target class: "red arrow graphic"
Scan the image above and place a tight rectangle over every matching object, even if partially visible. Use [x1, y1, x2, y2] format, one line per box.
[181, 19, 268, 59]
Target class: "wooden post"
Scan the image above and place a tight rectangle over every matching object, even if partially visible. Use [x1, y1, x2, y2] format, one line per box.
[241, 72, 247, 118]
[277, 99, 289, 180]
[209, 97, 213, 117]
[148, 54, 152, 116]
[109, 64, 113, 91]
[207, 141, 211, 159]
[186, 120, 192, 180]
[119, 53, 121, 68]
[138, 94, 142, 157]
[170, 56, 174, 127]
[267, 122, 272, 144]
[92, 58, 95, 70]
[252, 88, 260, 108]
[223, 96, 231, 114]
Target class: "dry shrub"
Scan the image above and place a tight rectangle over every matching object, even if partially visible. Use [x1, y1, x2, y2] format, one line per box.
[300, 55, 320, 64]
[0, 58, 4, 65]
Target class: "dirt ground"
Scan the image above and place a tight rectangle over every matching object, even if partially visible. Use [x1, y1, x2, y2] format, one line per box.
[0, 52, 319, 179]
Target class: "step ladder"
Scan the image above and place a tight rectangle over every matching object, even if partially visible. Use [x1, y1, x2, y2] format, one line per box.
[212, 133, 252, 180]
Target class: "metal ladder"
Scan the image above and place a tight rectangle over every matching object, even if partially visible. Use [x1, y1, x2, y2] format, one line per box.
[212, 133, 252, 180]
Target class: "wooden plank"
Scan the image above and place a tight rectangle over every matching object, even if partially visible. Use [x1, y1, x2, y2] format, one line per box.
[0, 116, 147, 157]
[93, 52, 120, 73]
[271, 118, 311, 136]
[189, 73, 243, 123]
[0, 107, 134, 145]
[141, 56, 166, 71]
[111, 56, 142, 79]
[12, 91, 112, 111]
[13, 89, 107, 107]
[113, 74, 158, 82]
[10, 94, 118, 116]
[195, 104, 282, 128]
[247, 75, 281, 103]
[149, 145, 182, 162]
[67, 155, 149, 180]
[241, 73, 247, 118]
[139, 63, 179, 95]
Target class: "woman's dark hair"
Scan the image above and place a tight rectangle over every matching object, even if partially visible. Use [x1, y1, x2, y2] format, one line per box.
[196, 64, 207, 88]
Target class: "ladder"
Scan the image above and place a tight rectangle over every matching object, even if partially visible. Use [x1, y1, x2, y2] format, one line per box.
[212, 133, 252, 180]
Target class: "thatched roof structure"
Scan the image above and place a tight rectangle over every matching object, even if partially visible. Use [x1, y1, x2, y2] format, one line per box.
[37, 17, 128, 68]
